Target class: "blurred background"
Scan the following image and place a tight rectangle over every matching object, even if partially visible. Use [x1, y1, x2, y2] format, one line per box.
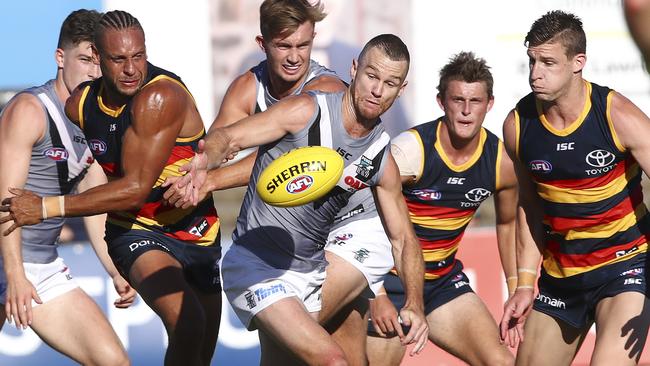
[1, 0, 649, 365]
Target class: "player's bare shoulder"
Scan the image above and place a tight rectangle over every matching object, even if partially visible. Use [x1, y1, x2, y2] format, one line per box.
[304, 74, 346, 93]
[224, 70, 258, 109]
[65, 82, 92, 127]
[1, 93, 46, 133]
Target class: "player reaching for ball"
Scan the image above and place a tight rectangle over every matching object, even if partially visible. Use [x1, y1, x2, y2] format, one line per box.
[180, 34, 428, 365]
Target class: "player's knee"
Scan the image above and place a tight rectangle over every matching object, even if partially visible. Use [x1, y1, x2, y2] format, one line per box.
[314, 346, 348, 366]
[483, 348, 514, 366]
[90, 344, 130, 366]
[171, 309, 207, 343]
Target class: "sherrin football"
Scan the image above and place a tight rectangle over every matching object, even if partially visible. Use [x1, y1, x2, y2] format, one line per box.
[256, 146, 344, 207]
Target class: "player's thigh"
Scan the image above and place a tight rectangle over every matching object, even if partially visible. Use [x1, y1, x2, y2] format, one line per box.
[329, 297, 369, 366]
[515, 310, 588, 366]
[591, 291, 650, 366]
[31, 288, 127, 365]
[320, 251, 369, 324]
[426, 292, 513, 366]
[366, 334, 404, 366]
[254, 296, 345, 365]
[128, 249, 203, 331]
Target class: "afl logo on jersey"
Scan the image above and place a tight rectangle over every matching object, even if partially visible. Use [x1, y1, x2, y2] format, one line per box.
[585, 149, 615, 168]
[413, 189, 442, 201]
[88, 139, 108, 155]
[465, 188, 492, 202]
[530, 160, 552, 173]
[286, 175, 314, 194]
[44, 148, 68, 161]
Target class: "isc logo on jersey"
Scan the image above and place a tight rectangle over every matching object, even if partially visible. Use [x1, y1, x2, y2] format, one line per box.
[89, 139, 108, 155]
[257, 146, 344, 207]
[44, 147, 68, 161]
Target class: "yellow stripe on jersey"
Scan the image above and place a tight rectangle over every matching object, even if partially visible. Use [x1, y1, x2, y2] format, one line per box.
[177, 128, 204, 143]
[78, 85, 91, 130]
[559, 204, 647, 240]
[410, 129, 425, 184]
[435, 124, 487, 172]
[410, 212, 474, 231]
[495, 140, 504, 190]
[145, 75, 197, 105]
[537, 81, 592, 137]
[107, 216, 153, 232]
[543, 243, 647, 277]
[514, 109, 521, 159]
[422, 242, 461, 263]
[154, 157, 193, 187]
[606, 91, 626, 153]
[97, 84, 126, 117]
[536, 163, 639, 203]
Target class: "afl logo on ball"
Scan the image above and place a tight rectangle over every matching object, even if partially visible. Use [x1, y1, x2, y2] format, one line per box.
[286, 175, 314, 194]
[89, 139, 108, 155]
[44, 148, 68, 161]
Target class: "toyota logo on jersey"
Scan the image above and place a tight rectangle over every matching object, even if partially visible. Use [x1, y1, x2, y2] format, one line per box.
[585, 149, 615, 168]
[465, 188, 492, 202]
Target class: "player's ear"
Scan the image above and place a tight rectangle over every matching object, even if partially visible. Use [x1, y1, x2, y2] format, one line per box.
[397, 80, 408, 98]
[436, 93, 445, 111]
[256, 35, 266, 52]
[55, 48, 65, 69]
[90, 44, 100, 65]
[572, 53, 586, 73]
[350, 58, 358, 81]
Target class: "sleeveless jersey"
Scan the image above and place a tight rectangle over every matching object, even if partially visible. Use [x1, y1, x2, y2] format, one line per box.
[233, 91, 391, 272]
[77, 63, 220, 246]
[250, 59, 337, 113]
[9, 80, 94, 263]
[516, 81, 649, 288]
[401, 119, 501, 280]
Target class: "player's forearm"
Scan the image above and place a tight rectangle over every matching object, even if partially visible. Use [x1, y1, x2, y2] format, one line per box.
[205, 151, 256, 191]
[0, 233, 26, 280]
[57, 179, 150, 218]
[394, 236, 425, 310]
[83, 213, 120, 278]
[496, 220, 517, 278]
[515, 205, 543, 290]
[204, 128, 234, 170]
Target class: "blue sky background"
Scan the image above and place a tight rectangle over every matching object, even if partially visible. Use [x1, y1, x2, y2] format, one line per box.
[0, 0, 102, 89]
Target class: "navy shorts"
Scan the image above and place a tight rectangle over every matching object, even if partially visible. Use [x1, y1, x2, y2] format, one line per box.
[368, 261, 473, 334]
[533, 265, 648, 328]
[107, 227, 222, 294]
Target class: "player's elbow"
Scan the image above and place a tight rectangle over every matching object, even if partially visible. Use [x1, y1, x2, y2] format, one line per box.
[118, 182, 150, 210]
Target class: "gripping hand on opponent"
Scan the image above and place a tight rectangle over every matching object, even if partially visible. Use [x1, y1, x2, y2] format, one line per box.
[166, 139, 209, 207]
[399, 302, 429, 356]
[0, 188, 44, 236]
[369, 293, 402, 337]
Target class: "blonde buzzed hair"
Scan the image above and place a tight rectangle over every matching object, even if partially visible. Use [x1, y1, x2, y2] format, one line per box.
[259, 0, 326, 39]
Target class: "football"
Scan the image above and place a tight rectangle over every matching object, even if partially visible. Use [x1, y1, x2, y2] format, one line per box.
[256, 146, 344, 207]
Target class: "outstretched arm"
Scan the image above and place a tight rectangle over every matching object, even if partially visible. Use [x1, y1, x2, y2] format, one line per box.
[373, 154, 428, 356]
[0, 94, 46, 327]
[77, 161, 136, 308]
[1, 80, 202, 231]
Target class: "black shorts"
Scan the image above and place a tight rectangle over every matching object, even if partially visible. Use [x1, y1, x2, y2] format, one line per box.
[107, 227, 222, 294]
[368, 261, 473, 334]
[533, 263, 648, 328]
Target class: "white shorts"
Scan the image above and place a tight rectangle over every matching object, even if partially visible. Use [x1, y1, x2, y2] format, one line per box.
[325, 215, 394, 297]
[222, 244, 326, 330]
[0, 257, 78, 307]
